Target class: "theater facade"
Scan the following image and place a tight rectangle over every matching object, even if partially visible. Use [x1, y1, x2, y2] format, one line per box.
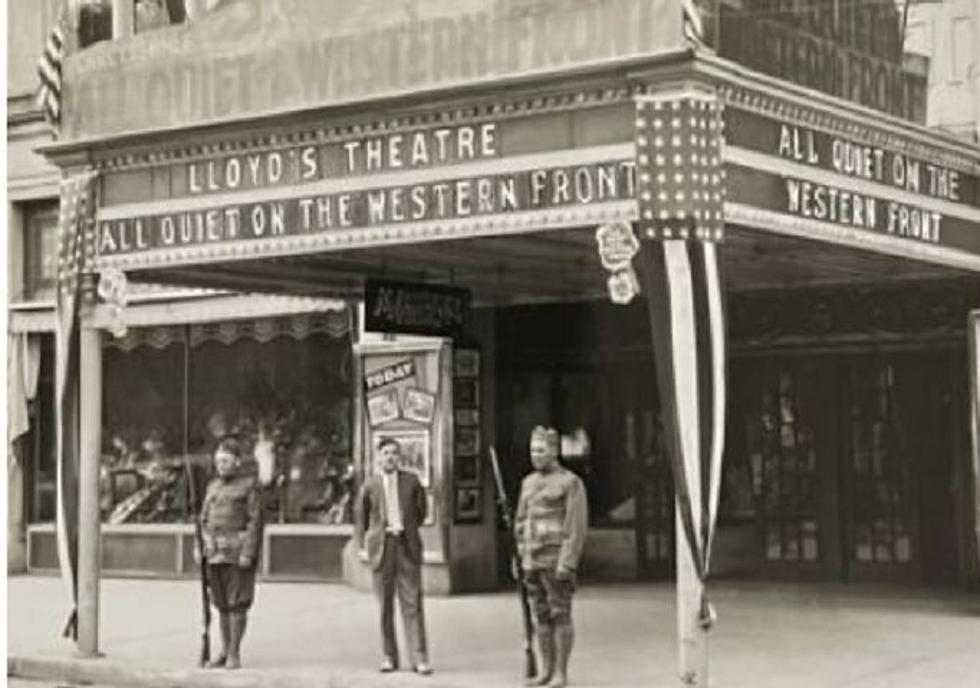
[36, 0, 980, 593]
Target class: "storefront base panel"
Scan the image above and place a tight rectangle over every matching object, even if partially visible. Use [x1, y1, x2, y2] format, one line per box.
[27, 525, 352, 581]
[711, 524, 762, 578]
[580, 529, 638, 581]
[449, 523, 498, 593]
[8, 464, 27, 574]
[341, 540, 453, 596]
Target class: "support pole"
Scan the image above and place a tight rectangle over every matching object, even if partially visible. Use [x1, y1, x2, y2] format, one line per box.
[112, 0, 134, 39]
[76, 274, 103, 657]
[675, 507, 708, 687]
[184, 0, 206, 20]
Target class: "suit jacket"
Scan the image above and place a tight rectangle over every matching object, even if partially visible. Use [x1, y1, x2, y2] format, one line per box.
[356, 470, 427, 571]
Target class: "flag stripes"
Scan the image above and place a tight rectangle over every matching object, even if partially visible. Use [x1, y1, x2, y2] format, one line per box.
[36, 4, 68, 128]
[638, 239, 726, 624]
[55, 170, 99, 641]
[634, 91, 727, 628]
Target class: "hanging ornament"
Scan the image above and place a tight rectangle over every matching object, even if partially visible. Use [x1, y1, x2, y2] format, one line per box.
[607, 267, 640, 305]
[98, 268, 129, 339]
[595, 222, 640, 272]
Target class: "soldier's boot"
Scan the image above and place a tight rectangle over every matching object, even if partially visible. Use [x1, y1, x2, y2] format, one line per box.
[206, 614, 230, 669]
[547, 622, 574, 688]
[526, 625, 555, 686]
[225, 611, 247, 670]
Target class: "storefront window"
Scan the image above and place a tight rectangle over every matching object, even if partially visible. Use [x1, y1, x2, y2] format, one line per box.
[135, 0, 185, 33]
[21, 202, 59, 302]
[78, 1, 112, 48]
[100, 312, 353, 525]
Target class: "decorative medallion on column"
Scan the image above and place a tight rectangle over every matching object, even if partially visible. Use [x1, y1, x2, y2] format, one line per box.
[595, 222, 642, 304]
[97, 268, 129, 338]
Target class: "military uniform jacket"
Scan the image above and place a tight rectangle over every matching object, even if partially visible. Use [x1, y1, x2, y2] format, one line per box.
[515, 466, 588, 573]
[200, 475, 262, 566]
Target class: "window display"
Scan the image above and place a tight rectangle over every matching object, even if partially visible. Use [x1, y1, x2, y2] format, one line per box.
[100, 313, 354, 525]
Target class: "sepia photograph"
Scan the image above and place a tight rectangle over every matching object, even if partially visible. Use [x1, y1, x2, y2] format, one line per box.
[453, 348, 481, 378]
[452, 378, 480, 409]
[371, 429, 431, 488]
[402, 387, 437, 425]
[455, 454, 480, 486]
[454, 487, 481, 523]
[453, 408, 480, 427]
[454, 427, 481, 457]
[365, 388, 400, 427]
[7, 1, 980, 688]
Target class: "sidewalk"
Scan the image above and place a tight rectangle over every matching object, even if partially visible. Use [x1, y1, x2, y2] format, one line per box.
[8, 574, 980, 688]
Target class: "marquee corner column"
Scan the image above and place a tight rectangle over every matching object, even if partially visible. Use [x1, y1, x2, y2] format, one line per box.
[76, 273, 103, 657]
[632, 85, 728, 688]
[676, 507, 709, 687]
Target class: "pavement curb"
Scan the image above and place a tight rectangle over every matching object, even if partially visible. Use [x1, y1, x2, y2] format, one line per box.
[7, 655, 492, 688]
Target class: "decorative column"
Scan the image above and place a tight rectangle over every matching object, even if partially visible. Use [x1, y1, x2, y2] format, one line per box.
[76, 272, 103, 657]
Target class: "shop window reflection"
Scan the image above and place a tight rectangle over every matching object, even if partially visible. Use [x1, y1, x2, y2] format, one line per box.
[100, 314, 354, 526]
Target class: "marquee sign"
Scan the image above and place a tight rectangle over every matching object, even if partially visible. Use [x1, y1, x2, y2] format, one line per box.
[94, 112, 637, 269]
[96, 160, 636, 257]
[365, 279, 470, 339]
[723, 105, 980, 259]
[718, 6, 927, 123]
[62, 0, 682, 141]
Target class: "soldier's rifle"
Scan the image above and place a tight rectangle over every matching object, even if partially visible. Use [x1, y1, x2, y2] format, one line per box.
[183, 456, 211, 667]
[488, 446, 537, 680]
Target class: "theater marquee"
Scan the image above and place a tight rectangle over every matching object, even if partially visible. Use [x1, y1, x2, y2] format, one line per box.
[94, 114, 637, 270]
[722, 99, 980, 266]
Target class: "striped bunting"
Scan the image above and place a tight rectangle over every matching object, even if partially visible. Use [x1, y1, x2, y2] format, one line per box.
[55, 170, 99, 641]
[634, 90, 727, 629]
[36, 4, 68, 129]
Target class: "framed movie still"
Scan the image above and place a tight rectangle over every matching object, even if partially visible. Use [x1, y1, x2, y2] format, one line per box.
[454, 348, 480, 377]
[454, 408, 479, 427]
[371, 428, 431, 488]
[454, 426, 480, 456]
[453, 378, 480, 408]
[455, 486, 481, 524]
[456, 454, 479, 486]
[366, 388, 400, 427]
[403, 387, 436, 425]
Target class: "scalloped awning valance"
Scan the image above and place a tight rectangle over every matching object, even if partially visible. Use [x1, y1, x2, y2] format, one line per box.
[103, 310, 350, 352]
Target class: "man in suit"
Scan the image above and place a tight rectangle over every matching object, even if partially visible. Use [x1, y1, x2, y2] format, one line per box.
[356, 437, 432, 675]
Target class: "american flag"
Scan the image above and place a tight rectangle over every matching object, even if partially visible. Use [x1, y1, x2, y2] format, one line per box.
[55, 170, 99, 641]
[36, 3, 69, 130]
[635, 93, 725, 242]
[633, 91, 727, 633]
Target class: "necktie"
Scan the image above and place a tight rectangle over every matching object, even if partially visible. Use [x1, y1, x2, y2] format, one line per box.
[385, 473, 403, 533]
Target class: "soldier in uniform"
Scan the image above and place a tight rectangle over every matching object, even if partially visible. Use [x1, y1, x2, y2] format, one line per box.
[199, 437, 263, 670]
[515, 426, 588, 688]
